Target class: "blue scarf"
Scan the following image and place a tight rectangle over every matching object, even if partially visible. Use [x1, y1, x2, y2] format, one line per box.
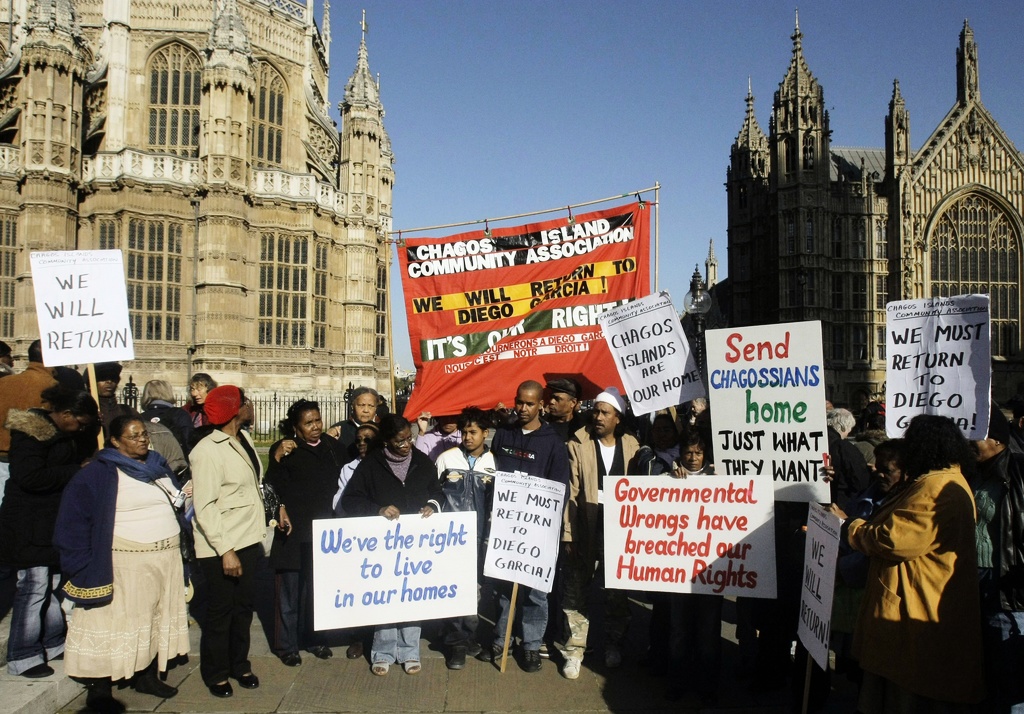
[95, 447, 174, 484]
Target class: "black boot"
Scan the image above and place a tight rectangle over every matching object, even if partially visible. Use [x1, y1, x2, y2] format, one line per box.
[132, 659, 178, 699]
[84, 677, 125, 713]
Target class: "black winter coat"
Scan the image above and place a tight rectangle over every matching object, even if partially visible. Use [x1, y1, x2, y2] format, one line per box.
[978, 448, 1024, 612]
[341, 448, 443, 517]
[0, 409, 88, 567]
[265, 435, 348, 570]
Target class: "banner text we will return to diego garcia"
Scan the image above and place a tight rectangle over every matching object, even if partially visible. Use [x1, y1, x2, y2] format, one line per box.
[399, 203, 650, 415]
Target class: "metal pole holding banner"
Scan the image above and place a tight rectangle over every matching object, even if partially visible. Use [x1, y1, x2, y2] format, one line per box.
[498, 583, 518, 674]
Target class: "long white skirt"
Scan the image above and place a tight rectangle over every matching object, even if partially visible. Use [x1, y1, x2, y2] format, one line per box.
[65, 535, 190, 681]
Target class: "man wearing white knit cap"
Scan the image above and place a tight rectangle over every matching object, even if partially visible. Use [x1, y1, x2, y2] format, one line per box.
[559, 386, 638, 679]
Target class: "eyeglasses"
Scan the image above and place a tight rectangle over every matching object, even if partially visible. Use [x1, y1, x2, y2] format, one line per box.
[120, 432, 150, 443]
[389, 436, 413, 447]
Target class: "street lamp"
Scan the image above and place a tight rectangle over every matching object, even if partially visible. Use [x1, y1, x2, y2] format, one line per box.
[683, 264, 712, 380]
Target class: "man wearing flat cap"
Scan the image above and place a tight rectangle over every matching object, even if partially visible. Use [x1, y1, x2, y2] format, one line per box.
[560, 386, 638, 679]
[544, 378, 584, 443]
[83, 362, 137, 437]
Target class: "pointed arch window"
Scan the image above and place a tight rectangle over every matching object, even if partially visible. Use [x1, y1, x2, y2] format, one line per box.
[147, 44, 202, 157]
[802, 134, 815, 169]
[252, 62, 286, 167]
[784, 137, 797, 173]
[930, 193, 1021, 356]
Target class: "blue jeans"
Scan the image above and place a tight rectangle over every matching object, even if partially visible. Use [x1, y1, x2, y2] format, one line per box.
[7, 566, 65, 674]
[495, 582, 547, 651]
[371, 623, 420, 664]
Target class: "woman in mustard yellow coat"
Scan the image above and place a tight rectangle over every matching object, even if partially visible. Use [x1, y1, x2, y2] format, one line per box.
[848, 414, 983, 712]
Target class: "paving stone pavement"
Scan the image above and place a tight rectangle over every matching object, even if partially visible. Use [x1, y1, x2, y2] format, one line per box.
[0, 563, 859, 713]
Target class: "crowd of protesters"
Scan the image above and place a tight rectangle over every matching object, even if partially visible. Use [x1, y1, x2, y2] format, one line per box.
[1, 337, 1023, 714]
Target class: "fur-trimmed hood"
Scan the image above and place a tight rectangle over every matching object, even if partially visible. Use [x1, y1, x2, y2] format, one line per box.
[5, 408, 58, 442]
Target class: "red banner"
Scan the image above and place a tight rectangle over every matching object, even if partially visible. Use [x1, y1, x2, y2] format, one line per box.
[399, 203, 650, 417]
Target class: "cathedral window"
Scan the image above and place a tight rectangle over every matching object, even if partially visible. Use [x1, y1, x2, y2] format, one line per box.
[875, 219, 887, 259]
[98, 220, 118, 250]
[831, 326, 845, 361]
[831, 218, 843, 258]
[786, 217, 795, 254]
[313, 242, 327, 350]
[931, 193, 1021, 356]
[876, 326, 887, 360]
[259, 233, 309, 347]
[738, 184, 747, 209]
[852, 325, 868, 361]
[784, 137, 797, 173]
[802, 134, 815, 169]
[831, 275, 844, 309]
[851, 275, 868, 310]
[875, 275, 888, 310]
[125, 218, 182, 342]
[852, 220, 866, 258]
[252, 62, 286, 168]
[376, 262, 387, 358]
[147, 44, 201, 157]
[805, 217, 814, 252]
[0, 215, 15, 338]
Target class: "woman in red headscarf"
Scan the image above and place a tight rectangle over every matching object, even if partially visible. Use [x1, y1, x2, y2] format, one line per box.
[190, 386, 267, 699]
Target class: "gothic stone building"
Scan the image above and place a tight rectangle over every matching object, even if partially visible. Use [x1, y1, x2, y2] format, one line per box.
[726, 20, 1024, 407]
[0, 0, 394, 398]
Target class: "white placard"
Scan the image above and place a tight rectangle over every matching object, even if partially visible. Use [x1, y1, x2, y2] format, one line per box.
[885, 295, 990, 439]
[603, 475, 777, 598]
[706, 320, 830, 502]
[483, 472, 566, 593]
[29, 250, 135, 366]
[312, 512, 477, 629]
[598, 291, 705, 415]
[798, 503, 841, 670]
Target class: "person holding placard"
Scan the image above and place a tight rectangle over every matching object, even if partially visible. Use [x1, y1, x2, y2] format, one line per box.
[83, 363, 138, 438]
[560, 387, 639, 679]
[484, 380, 570, 673]
[848, 415, 983, 711]
[265, 399, 348, 666]
[435, 407, 496, 669]
[341, 415, 443, 676]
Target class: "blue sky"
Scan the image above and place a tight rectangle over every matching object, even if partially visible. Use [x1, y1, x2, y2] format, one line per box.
[319, 1, 1024, 372]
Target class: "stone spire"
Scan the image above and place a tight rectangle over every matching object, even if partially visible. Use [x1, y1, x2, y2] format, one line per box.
[956, 19, 979, 105]
[705, 239, 719, 289]
[209, 0, 251, 58]
[736, 78, 767, 150]
[322, 0, 331, 61]
[342, 11, 379, 110]
[886, 78, 910, 170]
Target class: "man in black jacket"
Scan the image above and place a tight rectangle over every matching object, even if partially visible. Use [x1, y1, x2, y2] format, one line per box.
[482, 380, 570, 673]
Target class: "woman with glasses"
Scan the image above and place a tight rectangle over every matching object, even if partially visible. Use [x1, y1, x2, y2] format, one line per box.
[55, 416, 190, 711]
[341, 415, 442, 676]
[265, 399, 348, 666]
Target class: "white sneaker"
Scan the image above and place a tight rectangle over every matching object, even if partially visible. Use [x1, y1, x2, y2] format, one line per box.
[604, 645, 622, 668]
[562, 658, 582, 680]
